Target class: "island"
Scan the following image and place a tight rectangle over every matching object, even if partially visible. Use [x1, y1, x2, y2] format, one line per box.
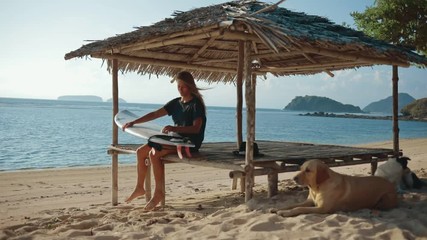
[57, 95, 103, 102]
[284, 95, 364, 113]
[106, 98, 127, 103]
[363, 93, 415, 113]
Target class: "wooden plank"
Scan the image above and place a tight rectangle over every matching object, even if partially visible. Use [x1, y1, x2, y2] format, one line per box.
[107, 141, 394, 200]
[108, 141, 394, 170]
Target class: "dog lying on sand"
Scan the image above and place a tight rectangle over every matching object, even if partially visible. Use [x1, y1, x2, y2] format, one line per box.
[375, 156, 425, 191]
[374, 156, 410, 192]
[273, 159, 398, 217]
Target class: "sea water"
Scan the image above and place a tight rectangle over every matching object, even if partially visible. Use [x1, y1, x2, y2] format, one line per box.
[1, 97, 426, 171]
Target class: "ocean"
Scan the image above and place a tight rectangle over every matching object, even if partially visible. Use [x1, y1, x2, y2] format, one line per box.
[1, 97, 426, 171]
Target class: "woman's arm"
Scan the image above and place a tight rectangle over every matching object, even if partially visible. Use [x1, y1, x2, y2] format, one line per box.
[122, 107, 168, 130]
[162, 117, 203, 134]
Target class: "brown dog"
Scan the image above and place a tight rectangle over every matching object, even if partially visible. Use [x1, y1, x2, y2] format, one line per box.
[276, 159, 398, 217]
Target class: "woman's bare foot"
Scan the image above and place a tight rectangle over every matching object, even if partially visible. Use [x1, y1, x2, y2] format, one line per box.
[143, 191, 164, 211]
[125, 188, 146, 203]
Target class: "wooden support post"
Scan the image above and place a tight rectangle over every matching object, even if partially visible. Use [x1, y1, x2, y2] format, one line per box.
[232, 176, 238, 190]
[244, 40, 255, 202]
[240, 176, 246, 193]
[268, 171, 278, 197]
[392, 65, 399, 156]
[236, 41, 244, 148]
[370, 161, 378, 176]
[229, 171, 244, 191]
[111, 59, 119, 206]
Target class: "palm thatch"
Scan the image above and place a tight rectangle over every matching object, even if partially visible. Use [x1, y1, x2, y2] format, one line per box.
[64, 0, 427, 83]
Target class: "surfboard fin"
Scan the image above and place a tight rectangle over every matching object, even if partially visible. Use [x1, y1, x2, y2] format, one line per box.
[177, 146, 183, 159]
[176, 146, 192, 159]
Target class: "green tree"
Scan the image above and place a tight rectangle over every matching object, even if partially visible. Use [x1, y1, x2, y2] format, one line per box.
[351, 0, 427, 55]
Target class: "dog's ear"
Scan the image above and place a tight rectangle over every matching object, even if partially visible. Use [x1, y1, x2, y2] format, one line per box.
[316, 164, 330, 185]
[398, 156, 410, 169]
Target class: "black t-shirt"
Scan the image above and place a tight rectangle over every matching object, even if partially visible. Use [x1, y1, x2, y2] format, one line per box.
[163, 97, 206, 150]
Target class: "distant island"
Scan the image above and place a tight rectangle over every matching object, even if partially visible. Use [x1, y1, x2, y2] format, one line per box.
[363, 93, 415, 113]
[106, 98, 127, 103]
[300, 112, 426, 122]
[293, 94, 426, 122]
[57, 95, 129, 103]
[284, 95, 364, 113]
[57, 95, 103, 102]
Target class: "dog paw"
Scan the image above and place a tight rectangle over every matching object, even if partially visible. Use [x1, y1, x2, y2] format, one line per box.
[276, 210, 292, 217]
[269, 208, 278, 214]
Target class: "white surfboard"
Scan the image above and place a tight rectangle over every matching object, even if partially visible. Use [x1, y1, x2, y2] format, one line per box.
[114, 110, 195, 158]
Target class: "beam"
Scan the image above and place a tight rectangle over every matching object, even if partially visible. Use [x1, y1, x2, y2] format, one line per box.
[120, 30, 223, 52]
[258, 60, 370, 72]
[302, 46, 410, 67]
[191, 36, 218, 61]
[94, 53, 237, 74]
[222, 30, 262, 42]
[302, 53, 334, 77]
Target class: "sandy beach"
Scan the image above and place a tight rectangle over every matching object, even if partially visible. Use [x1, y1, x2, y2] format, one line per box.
[1, 138, 426, 239]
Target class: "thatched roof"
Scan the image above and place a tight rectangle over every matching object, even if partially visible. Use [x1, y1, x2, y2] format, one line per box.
[64, 0, 427, 83]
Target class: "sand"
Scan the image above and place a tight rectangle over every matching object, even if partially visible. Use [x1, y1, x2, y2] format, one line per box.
[1, 138, 426, 239]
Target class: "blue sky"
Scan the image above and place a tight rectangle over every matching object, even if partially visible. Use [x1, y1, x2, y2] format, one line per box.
[0, 0, 425, 109]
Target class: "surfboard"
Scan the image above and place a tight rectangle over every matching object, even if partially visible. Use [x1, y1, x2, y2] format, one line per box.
[114, 110, 195, 158]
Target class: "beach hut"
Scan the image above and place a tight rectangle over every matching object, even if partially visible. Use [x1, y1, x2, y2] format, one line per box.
[65, 0, 427, 205]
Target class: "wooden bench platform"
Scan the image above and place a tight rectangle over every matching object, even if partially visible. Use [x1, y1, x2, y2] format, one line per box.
[107, 141, 396, 205]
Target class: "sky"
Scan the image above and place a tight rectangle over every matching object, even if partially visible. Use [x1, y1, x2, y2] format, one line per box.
[0, 0, 426, 109]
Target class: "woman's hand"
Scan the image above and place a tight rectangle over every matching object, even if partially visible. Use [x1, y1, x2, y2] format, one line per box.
[122, 121, 134, 131]
[162, 125, 176, 134]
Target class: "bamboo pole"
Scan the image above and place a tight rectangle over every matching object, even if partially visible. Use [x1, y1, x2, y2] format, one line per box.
[302, 46, 410, 67]
[192, 57, 237, 64]
[257, 61, 370, 73]
[94, 53, 237, 74]
[251, 50, 304, 59]
[244, 41, 255, 202]
[120, 30, 223, 52]
[392, 65, 400, 156]
[118, 24, 222, 53]
[302, 53, 334, 77]
[111, 59, 119, 206]
[191, 36, 218, 61]
[236, 41, 244, 148]
[222, 31, 261, 42]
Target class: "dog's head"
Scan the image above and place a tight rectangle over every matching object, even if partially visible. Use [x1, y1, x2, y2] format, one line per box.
[396, 156, 411, 169]
[293, 160, 330, 190]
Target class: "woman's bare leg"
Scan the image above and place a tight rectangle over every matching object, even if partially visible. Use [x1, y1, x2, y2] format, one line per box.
[125, 144, 150, 203]
[144, 147, 175, 210]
